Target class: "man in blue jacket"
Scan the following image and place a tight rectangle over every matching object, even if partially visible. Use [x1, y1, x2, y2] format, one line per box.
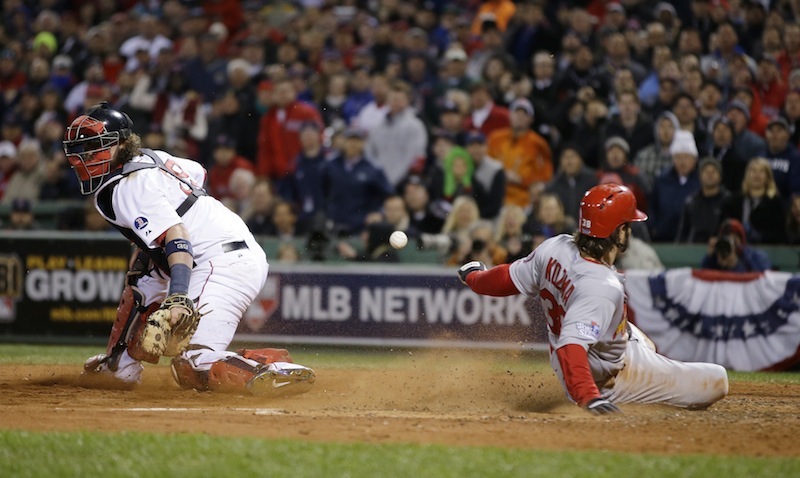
[322, 127, 394, 236]
[649, 130, 701, 242]
[764, 116, 800, 201]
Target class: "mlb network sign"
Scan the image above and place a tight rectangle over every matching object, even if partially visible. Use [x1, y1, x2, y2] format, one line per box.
[238, 265, 547, 348]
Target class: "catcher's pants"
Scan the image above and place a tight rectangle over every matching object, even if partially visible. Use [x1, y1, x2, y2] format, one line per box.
[601, 324, 729, 408]
[130, 237, 269, 374]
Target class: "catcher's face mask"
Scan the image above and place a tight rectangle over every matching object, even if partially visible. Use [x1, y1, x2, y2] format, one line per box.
[63, 115, 121, 194]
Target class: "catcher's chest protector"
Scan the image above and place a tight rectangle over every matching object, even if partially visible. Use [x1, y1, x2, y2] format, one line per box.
[94, 148, 207, 274]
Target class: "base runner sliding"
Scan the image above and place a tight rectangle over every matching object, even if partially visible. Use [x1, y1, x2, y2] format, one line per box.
[64, 102, 315, 395]
[459, 183, 728, 414]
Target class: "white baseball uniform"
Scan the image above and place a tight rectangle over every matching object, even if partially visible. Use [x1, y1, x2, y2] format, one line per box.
[95, 149, 268, 381]
[509, 234, 728, 408]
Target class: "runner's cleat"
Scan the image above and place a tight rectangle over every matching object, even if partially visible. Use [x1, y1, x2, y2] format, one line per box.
[247, 362, 316, 396]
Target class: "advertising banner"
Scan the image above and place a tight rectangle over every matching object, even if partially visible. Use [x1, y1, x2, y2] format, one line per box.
[236, 264, 547, 348]
[0, 233, 130, 338]
[0, 236, 547, 348]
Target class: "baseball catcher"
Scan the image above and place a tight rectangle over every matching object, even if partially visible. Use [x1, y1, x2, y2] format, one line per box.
[68, 102, 315, 395]
[459, 184, 728, 414]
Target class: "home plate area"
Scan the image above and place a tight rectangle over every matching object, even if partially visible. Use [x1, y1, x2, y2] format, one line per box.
[1, 352, 799, 457]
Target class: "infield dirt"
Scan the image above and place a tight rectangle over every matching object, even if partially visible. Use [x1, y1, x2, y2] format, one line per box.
[1, 350, 799, 457]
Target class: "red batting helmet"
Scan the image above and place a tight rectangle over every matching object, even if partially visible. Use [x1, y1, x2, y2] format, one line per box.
[63, 102, 133, 194]
[578, 183, 647, 238]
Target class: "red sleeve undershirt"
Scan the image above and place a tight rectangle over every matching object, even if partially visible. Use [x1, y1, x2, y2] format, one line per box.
[467, 264, 600, 406]
[465, 264, 520, 296]
[556, 344, 601, 407]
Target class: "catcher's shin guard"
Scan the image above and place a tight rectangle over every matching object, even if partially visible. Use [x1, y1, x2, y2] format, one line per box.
[237, 348, 294, 364]
[170, 355, 210, 391]
[104, 248, 158, 369]
[105, 284, 161, 367]
[125, 302, 162, 363]
[207, 356, 315, 396]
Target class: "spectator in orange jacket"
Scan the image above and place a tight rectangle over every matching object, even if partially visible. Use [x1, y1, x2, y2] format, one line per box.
[256, 78, 323, 195]
[487, 98, 553, 209]
[471, 0, 516, 35]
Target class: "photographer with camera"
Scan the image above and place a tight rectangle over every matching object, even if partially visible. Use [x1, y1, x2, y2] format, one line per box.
[700, 219, 772, 272]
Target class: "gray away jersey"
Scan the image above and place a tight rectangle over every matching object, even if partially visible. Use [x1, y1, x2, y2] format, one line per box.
[509, 234, 629, 382]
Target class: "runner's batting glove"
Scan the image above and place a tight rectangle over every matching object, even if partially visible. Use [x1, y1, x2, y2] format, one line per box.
[586, 398, 621, 415]
[458, 261, 487, 285]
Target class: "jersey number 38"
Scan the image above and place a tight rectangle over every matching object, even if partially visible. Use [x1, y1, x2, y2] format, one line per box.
[539, 289, 565, 336]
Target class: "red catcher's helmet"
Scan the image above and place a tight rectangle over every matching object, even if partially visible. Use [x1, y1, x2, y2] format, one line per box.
[578, 183, 647, 238]
[63, 102, 133, 194]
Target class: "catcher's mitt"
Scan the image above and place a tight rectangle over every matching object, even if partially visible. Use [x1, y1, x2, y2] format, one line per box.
[139, 294, 204, 357]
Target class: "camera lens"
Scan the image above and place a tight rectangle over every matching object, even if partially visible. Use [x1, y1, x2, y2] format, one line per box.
[714, 236, 733, 258]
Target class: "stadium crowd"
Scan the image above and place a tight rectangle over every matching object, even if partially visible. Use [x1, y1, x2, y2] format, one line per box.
[1, 0, 799, 268]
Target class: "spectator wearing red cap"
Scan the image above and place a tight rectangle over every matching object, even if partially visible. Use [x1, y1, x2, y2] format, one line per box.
[207, 134, 255, 201]
[256, 78, 323, 191]
[700, 218, 772, 272]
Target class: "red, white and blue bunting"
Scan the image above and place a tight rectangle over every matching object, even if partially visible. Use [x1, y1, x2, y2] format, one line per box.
[625, 268, 800, 371]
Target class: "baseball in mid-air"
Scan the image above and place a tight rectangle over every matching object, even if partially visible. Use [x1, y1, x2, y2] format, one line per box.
[389, 230, 408, 249]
